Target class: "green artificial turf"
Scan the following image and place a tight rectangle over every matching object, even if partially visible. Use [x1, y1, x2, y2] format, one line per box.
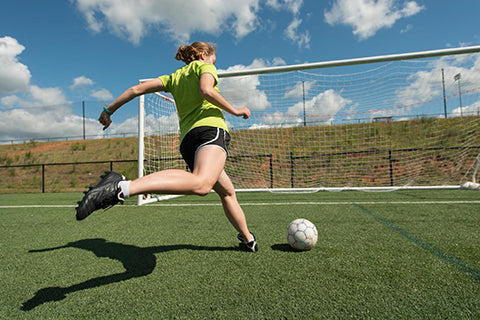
[0, 190, 479, 319]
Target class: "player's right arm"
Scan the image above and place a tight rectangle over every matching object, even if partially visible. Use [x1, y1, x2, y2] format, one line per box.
[100, 78, 165, 130]
[199, 73, 250, 119]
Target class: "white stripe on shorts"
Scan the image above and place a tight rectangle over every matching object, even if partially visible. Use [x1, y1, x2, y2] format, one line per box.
[195, 128, 228, 156]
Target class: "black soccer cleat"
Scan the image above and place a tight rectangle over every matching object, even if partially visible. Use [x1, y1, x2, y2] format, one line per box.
[237, 232, 258, 252]
[76, 171, 126, 221]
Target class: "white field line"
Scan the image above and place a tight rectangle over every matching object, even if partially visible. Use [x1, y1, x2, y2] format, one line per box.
[2, 200, 480, 209]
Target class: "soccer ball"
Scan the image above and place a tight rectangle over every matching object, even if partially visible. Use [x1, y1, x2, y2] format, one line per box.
[286, 218, 318, 251]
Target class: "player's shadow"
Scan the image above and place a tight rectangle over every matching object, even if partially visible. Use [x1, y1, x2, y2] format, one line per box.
[271, 243, 297, 252]
[21, 238, 238, 311]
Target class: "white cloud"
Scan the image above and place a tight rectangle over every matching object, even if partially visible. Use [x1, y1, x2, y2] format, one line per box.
[266, 0, 303, 15]
[90, 88, 113, 101]
[373, 53, 480, 121]
[0, 108, 103, 141]
[107, 115, 139, 136]
[400, 24, 413, 34]
[239, 88, 351, 130]
[284, 17, 310, 49]
[284, 80, 316, 99]
[218, 58, 286, 111]
[70, 76, 113, 102]
[0, 36, 31, 95]
[72, 0, 262, 45]
[0, 37, 70, 111]
[395, 70, 441, 107]
[396, 54, 480, 107]
[29, 85, 68, 108]
[401, 1, 424, 16]
[229, 1, 260, 39]
[324, 0, 425, 40]
[0, 95, 19, 109]
[266, 0, 309, 48]
[0, 84, 105, 141]
[1, 86, 74, 132]
[72, 0, 311, 47]
[288, 89, 351, 122]
[70, 76, 94, 89]
[451, 100, 480, 117]
[248, 111, 302, 129]
[107, 112, 180, 137]
[0, 37, 102, 141]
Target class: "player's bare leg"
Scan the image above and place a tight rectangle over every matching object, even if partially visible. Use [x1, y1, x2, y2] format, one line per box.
[128, 146, 225, 197]
[214, 171, 251, 238]
[129, 146, 256, 251]
[214, 171, 257, 251]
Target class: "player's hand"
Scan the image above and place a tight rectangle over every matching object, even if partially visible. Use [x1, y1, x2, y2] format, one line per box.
[236, 107, 251, 119]
[99, 111, 112, 130]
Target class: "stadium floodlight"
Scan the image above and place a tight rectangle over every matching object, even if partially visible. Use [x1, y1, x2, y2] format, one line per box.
[454, 73, 463, 117]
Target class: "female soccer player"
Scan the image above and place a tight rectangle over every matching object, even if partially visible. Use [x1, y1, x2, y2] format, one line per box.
[76, 41, 257, 252]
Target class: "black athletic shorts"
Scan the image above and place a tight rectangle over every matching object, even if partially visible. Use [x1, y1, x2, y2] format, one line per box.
[180, 126, 231, 171]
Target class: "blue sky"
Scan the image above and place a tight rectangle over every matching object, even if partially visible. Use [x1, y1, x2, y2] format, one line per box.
[1, 0, 479, 142]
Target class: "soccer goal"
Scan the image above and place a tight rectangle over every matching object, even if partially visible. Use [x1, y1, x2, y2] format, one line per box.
[138, 46, 480, 205]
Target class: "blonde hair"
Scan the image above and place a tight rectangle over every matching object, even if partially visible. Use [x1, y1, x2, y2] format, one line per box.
[175, 41, 216, 65]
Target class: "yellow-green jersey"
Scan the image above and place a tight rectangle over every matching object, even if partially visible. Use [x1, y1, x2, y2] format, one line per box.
[159, 61, 229, 142]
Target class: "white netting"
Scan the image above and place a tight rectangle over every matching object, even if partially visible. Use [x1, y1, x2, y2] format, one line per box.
[140, 52, 480, 195]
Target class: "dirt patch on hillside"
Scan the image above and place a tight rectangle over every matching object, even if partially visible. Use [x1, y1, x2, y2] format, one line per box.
[5, 141, 78, 157]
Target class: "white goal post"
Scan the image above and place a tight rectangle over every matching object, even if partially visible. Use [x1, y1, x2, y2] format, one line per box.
[461, 152, 480, 190]
[137, 46, 480, 205]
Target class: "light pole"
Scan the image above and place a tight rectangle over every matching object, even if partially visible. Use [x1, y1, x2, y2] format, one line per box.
[302, 81, 306, 127]
[454, 73, 463, 117]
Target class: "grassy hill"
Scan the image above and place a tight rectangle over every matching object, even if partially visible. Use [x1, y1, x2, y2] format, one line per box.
[0, 138, 139, 193]
[1, 116, 479, 193]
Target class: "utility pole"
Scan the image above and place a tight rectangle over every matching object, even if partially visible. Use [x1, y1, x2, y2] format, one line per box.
[82, 101, 86, 140]
[441, 69, 447, 118]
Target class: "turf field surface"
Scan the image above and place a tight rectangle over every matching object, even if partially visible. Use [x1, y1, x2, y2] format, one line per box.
[0, 190, 479, 319]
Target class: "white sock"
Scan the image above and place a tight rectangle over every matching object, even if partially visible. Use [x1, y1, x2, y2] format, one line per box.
[118, 180, 131, 199]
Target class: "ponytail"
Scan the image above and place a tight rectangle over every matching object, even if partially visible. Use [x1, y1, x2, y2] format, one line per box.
[175, 41, 216, 65]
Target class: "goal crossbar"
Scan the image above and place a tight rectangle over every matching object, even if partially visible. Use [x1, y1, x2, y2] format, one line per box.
[218, 45, 480, 77]
[138, 46, 480, 83]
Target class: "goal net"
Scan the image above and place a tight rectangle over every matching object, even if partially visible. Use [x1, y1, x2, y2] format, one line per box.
[138, 47, 480, 204]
